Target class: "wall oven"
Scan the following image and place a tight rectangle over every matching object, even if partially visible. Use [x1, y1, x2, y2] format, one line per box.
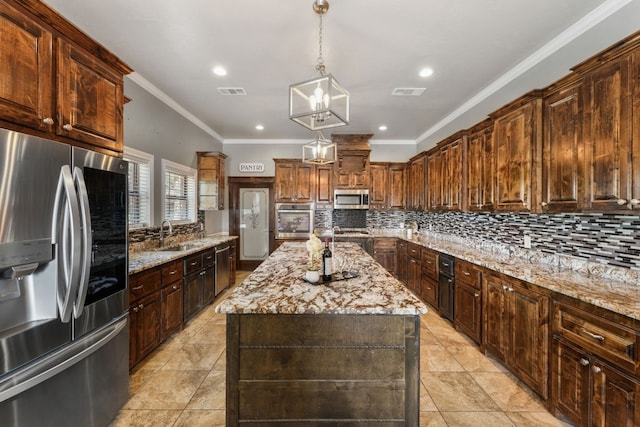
[276, 203, 314, 239]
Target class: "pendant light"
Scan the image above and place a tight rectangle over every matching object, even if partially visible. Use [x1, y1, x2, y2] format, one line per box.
[302, 131, 337, 165]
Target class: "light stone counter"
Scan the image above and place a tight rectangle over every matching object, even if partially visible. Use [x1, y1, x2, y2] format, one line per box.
[128, 235, 237, 275]
[215, 241, 427, 315]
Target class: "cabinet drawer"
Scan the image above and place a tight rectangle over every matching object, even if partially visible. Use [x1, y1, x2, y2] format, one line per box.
[203, 249, 215, 268]
[421, 249, 438, 279]
[374, 238, 396, 251]
[162, 260, 182, 284]
[184, 253, 203, 275]
[455, 259, 481, 289]
[407, 242, 421, 260]
[438, 255, 455, 277]
[554, 301, 639, 375]
[129, 268, 161, 301]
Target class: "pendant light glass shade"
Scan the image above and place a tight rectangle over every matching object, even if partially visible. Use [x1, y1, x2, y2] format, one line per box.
[302, 132, 336, 165]
[290, 73, 349, 130]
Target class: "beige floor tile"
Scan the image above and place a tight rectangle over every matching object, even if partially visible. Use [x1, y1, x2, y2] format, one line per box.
[109, 409, 181, 426]
[185, 370, 226, 410]
[471, 371, 547, 412]
[423, 371, 501, 412]
[427, 323, 477, 346]
[161, 344, 224, 370]
[440, 411, 516, 426]
[420, 344, 465, 372]
[506, 411, 575, 427]
[123, 370, 208, 410]
[128, 368, 160, 395]
[420, 411, 449, 426]
[419, 328, 439, 344]
[174, 409, 226, 427]
[420, 381, 438, 411]
[447, 344, 509, 373]
[187, 322, 227, 344]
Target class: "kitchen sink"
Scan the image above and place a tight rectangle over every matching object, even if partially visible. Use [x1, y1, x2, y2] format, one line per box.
[157, 243, 200, 252]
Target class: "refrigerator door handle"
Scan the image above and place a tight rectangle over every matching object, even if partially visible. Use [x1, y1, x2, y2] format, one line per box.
[0, 316, 127, 404]
[52, 165, 82, 323]
[72, 167, 92, 318]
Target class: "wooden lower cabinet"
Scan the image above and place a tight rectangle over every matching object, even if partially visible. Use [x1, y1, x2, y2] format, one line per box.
[406, 254, 421, 296]
[396, 240, 407, 284]
[373, 238, 397, 275]
[129, 292, 161, 368]
[161, 281, 183, 341]
[483, 271, 550, 398]
[420, 248, 439, 308]
[454, 259, 482, 345]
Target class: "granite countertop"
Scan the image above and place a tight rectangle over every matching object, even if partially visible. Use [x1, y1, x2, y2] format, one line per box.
[215, 241, 428, 316]
[128, 235, 238, 274]
[369, 229, 640, 322]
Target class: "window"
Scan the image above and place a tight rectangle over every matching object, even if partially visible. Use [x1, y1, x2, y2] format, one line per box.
[123, 147, 153, 228]
[162, 159, 196, 223]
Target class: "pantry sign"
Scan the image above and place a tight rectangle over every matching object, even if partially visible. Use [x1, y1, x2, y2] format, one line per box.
[238, 163, 265, 173]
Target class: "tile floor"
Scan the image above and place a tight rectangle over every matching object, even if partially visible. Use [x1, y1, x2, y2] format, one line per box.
[112, 271, 574, 427]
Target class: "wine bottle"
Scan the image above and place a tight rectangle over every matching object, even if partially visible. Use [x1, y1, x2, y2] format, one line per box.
[322, 238, 333, 281]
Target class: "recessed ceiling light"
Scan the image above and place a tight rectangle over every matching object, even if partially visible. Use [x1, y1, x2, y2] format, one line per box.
[212, 66, 227, 76]
[419, 67, 434, 78]
[378, 125, 388, 131]
[255, 124, 264, 130]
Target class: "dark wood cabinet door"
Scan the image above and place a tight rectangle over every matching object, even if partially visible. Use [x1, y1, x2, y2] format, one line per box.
[370, 163, 388, 209]
[483, 273, 509, 364]
[426, 150, 440, 210]
[552, 339, 589, 426]
[409, 155, 425, 210]
[275, 162, 296, 202]
[388, 164, 406, 209]
[161, 281, 183, 341]
[0, 2, 53, 131]
[315, 164, 334, 207]
[335, 151, 370, 189]
[466, 122, 494, 211]
[493, 98, 541, 212]
[407, 257, 421, 295]
[591, 361, 640, 427]
[294, 163, 315, 202]
[510, 282, 549, 398]
[128, 304, 138, 368]
[183, 273, 203, 321]
[454, 282, 482, 345]
[583, 54, 635, 211]
[202, 266, 215, 305]
[275, 160, 315, 203]
[396, 241, 407, 284]
[439, 137, 463, 211]
[420, 276, 439, 309]
[543, 81, 584, 212]
[136, 292, 161, 362]
[57, 39, 124, 152]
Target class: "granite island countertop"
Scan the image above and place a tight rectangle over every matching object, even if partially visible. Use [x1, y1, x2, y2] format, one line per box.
[128, 235, 238, 274]
[216, 241, 428, 315]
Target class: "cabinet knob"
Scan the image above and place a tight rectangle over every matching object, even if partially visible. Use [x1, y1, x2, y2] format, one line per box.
[507, 287, 514, 292]
[63, 124, 73, 131]
[173, 285, 178, 290]
[43, 117, 54, 125]
[463, 271, 470, 276]
[541, 201, 548, 207]
[592, 366, 602, 374]
[630, 199, 639, 205]
[579, 358, 590, 366]
[139, 303, 144, 309]
[474, 293, 480, 298]
[617, 198, 627, 206]
[132, 307, 139, 313]
[502, 286, 508, 291]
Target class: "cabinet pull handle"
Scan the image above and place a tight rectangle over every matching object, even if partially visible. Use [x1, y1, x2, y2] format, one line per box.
[139, 303, 144, 309]
[190, 261, 197, 266]
[132, 285, 143, 290]
[617, 199, 627, 206]
[631, 199, 639, 205]
[63, 124, 73, 131]
[442, 262, 449, 267]
[474, 292, 480, 297]
[43, 117, 54, 125]
[508, 287, 513, 292]
[502, 286, 508, 290]
[580, 327, 605, 342]
[200, 271, 205, 276]
[173, 285, 178, 290]
[132, 306, 139, 313]
[170, 271, 177, 275]
[592, 366, 602, 374]
[579, 358, 590, 366]
[464, 271, 470, 276]
[541, 201, 548, 207]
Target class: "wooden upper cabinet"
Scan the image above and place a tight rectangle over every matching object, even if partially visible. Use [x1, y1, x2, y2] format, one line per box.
[274, 159, 315, 203]
[408, 153, 426, 210]
[425, 150, 440, 210]
[466, 119, 494, 211]
[434, 132, 464, 211]
[388, 163, 406, 209]
[197, 152, 227, 210]
[578, 46, 639, 212]
[0, 1, 53, 131]
[57, 39, 124, 152]
[369, 162, 389, 209]
[542, 76, 584, 213]
[315, 164, 334, 208]
[0, 0, 131, 154]
[333, 134, 372, 190]
[491, 91, 543, 212]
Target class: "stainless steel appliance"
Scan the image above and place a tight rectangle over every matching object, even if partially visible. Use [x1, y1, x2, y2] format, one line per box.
[438, 254, 455, 321]
[0, 129, 129, 426]
[334, 189, 369, 209]
[275, 203, 314, 239]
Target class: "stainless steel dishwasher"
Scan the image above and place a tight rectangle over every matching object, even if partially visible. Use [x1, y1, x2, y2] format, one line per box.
[215, 245, 230, 296]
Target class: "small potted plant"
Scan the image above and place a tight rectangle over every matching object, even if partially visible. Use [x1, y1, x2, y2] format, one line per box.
[305, 234, 322, 283]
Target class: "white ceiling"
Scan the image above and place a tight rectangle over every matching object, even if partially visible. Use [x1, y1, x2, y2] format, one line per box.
[43, 0, 638, 145]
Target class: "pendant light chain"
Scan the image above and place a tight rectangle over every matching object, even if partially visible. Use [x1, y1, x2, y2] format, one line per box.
[316, 12, 325, 75]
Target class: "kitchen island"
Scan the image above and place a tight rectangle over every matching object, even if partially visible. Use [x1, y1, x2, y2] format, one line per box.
[216, 241, 427, 426]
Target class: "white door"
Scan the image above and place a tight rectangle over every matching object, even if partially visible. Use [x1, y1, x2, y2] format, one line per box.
[239, 188, 269, 261]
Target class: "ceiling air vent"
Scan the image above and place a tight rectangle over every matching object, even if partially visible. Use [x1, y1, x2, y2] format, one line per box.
[217, 87, 247, 96]
[392, 88, 426, 96]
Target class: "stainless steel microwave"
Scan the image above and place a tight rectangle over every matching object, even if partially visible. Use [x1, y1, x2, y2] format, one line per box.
[333, 189, 369, 209]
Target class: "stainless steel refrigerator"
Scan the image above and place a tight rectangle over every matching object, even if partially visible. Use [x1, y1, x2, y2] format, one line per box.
[0, 128, 129, 426]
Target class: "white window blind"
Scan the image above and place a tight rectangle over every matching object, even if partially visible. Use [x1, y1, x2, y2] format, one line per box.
[162, 159, 196, 223]
[124, 147, 153, 228]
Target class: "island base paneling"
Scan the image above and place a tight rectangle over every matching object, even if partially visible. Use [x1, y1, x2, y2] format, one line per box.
[226, 314, 420, 426]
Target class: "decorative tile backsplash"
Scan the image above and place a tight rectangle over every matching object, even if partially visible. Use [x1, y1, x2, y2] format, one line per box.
[316, 208, 640, 271]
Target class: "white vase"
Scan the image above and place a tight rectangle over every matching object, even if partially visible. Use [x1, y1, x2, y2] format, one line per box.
[305, 269, 320, 283]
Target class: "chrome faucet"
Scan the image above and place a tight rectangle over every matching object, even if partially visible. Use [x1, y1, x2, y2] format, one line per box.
[159, 219, 173, 247]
